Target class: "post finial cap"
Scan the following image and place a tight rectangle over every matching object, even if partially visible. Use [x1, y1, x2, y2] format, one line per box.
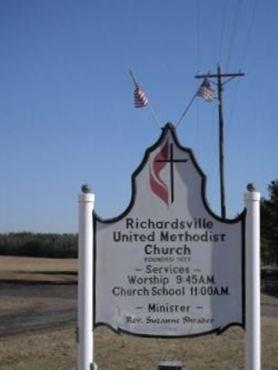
[247, 183, 257, 192]
[81, 184, 92, 194]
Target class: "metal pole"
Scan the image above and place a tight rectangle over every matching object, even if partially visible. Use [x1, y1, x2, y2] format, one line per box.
[244, 184, 261, 370]
[217, 64, 226, 219]
[78, 184, 95, 370]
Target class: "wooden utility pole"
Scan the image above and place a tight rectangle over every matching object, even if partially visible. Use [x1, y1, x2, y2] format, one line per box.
[195, 65, 244, 219]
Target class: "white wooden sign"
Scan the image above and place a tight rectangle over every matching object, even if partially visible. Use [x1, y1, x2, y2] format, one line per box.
[94, 123, 245, 337]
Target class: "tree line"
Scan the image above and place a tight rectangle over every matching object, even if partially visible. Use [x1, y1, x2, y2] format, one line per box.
[0, 232, 77, 258]
[0, 179, 277, 263]
[261, 179, 278, 266]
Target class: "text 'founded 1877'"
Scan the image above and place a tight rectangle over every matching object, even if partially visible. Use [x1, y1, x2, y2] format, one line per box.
[94, 124, 245, 337]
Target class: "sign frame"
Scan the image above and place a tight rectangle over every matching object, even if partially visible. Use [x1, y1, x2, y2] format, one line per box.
[92, 123, 246, 338]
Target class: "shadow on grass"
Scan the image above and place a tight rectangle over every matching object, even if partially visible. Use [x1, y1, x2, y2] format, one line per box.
[14, 271, 77, 276]
[262, 284, 278, 299]
[0, 271, 77, 285]
[0, 279, 77, 285]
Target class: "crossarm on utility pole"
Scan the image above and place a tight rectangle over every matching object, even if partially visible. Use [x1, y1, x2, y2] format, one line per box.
[195, 72, 245, 79]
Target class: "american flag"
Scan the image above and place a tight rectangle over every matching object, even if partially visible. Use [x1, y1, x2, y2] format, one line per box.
[197, 78, 214, 102]
[134, 86, 148, 108]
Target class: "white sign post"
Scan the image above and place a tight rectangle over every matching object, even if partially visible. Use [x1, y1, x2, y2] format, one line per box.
[78, 185, 95, 370]
[244, 186, 261, 370]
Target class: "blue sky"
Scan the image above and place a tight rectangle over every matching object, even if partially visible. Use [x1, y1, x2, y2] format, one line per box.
[0, 0, 276, 232]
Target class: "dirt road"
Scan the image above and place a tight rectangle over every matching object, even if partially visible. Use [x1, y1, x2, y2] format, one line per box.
[0, 282, 277, 336]
[0, 282, 77, 335]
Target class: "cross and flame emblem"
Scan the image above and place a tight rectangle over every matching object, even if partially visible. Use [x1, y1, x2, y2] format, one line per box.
[149, 139, 188, 205]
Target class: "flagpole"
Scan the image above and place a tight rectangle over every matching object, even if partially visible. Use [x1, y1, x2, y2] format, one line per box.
[129, 70, 138, 87]
[147, 101, 162, 128]
[129, 69, 161, 129]
[175, 91, 198, 128]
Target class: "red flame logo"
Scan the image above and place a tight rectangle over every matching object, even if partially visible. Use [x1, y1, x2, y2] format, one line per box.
[149, 140, 169, 205]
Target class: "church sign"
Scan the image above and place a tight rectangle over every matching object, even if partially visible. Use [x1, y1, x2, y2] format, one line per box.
[94, 123, 245, 337]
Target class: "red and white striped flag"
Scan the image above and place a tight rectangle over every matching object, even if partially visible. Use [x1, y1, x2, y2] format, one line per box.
[197, 78, 214, 102]
[134, 86, 148, 108]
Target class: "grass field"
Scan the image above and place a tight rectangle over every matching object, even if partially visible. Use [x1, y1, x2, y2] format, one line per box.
[0, 319, 278, 370]
[0, 256, 77, 283]
[0, 256, 277, 370]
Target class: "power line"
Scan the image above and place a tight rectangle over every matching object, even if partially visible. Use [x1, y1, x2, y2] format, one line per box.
[226, 0, 259, 141]
[196, 0, 201, 70]
[195, 0, 201, 153]
[218, 0, 228, 63]
[240, 0, 259, 67]
[225, 0, 243, 70]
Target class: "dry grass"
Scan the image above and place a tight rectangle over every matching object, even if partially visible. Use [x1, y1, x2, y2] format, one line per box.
[0, 297, 75, 316]
[0, 297, 50, 315]
[0, 318, 277, 370]
[94, 317, 278, 370]
[0, 256, 77, 272]
[0, 327, 76, 370]
[0, 256, 77, 283]
[0, 256, 277, 369]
